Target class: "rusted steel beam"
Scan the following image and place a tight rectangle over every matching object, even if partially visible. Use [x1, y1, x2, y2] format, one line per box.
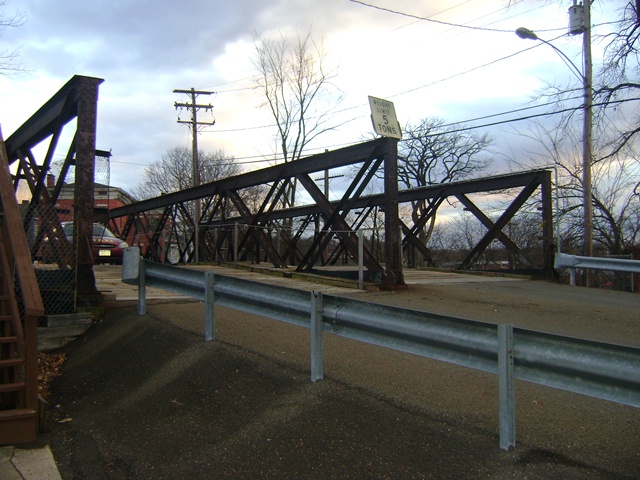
[456, 194, 533, 269]
[381, 138, 404, 287]
[401, 197, 446, 268]
[401, 220, 439, 267]
[219, 169, 552, 224]
[227, 190, 285, 267]
[5, 75, 104, 164]
[457, 176, 542, 270]
[295, 171, 383, 274]
[75, 77, 103, 297]
[108, 139, 387, 218]
[294, 150, 384, 272]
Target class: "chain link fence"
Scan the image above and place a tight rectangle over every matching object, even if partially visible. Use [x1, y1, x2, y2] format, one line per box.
[18, 153, 112, 316]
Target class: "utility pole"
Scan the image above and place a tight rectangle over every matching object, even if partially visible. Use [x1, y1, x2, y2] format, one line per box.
[314, 170, 344, 200]
[582, 0, 593, 260]
[173, 88, 215, 263]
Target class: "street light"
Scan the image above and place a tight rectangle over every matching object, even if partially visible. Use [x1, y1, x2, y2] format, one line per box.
[515, 20, 593, 259]
[515, 28, 583, 81]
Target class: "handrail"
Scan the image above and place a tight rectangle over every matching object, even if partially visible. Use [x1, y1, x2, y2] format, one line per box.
[0, 240, 26, 352]
[123, 248, 640, 451]
[0, 128, 44, 418]
[0, 129, 44, 318]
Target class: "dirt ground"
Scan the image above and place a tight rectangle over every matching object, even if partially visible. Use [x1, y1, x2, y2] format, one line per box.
[39, 271, 640, 479]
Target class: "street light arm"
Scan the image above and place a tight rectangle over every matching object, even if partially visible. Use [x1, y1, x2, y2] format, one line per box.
[539, 39, 584, 82]
[515, 28, 584, 82]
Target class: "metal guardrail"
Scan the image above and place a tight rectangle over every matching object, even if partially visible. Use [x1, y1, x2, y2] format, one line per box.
[555, 252, 640, 286]
[122, 247, 640, 451]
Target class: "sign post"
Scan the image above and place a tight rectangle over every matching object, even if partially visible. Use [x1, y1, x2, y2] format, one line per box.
[368, 96, 402, 139]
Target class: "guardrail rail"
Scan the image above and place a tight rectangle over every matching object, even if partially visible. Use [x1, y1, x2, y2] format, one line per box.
[123, 247, 640, 450]
[555, 252, 640, 286]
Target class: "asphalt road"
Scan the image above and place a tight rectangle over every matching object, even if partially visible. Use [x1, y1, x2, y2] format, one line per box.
[41, 267, 640, 479]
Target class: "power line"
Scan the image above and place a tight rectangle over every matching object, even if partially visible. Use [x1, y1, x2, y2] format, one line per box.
[423, 97, 640, 138]
[349, 0, 520, 33]
[109, 96, 639, 171]
[208, 32, 573, 136]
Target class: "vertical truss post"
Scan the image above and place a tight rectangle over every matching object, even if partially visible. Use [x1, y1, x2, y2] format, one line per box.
[382, 138, 405, 288]
[75, 77, 104, 298]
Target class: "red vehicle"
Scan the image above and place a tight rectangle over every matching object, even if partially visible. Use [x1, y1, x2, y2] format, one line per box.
[62, 222, 129, 265]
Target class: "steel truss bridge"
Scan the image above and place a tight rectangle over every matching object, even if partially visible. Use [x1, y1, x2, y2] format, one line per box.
[108, 141, 554, 287]
[5, 75, 554, 293]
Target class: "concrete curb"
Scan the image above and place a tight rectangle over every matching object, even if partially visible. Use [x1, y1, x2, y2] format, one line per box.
[0, 445, 61, 480]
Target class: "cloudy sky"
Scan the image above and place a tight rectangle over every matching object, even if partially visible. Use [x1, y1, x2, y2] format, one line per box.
[0, 0, 620, 193]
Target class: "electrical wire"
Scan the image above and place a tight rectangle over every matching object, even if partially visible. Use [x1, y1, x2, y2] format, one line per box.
[349, 0, 533, 33]
[121, 6, 625, 171]
[203, 36, 576, 136]
[110, 95, 640, 171]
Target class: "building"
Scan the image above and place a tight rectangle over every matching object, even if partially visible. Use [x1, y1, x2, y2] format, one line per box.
[47, 174, 135, 232]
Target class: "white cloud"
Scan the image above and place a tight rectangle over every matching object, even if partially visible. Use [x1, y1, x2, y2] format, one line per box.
[0, 0, 623, 193]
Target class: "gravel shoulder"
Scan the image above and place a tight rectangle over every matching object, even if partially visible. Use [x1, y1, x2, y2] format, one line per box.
[41, 272, 640, 479]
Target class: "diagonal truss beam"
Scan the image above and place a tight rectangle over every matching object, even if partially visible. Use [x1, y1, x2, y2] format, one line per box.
[227, 189, 285, 267]
[456, 173, 548, 270]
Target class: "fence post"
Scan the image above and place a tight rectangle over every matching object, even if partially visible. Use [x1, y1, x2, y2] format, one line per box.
[138, 259, 147, 316]
[214, 227, 219, 264]
[277, 224, 282, 259]
[310, 291, 324, 382]
[498, 323, 515, 450]
[399, 225, 403, 269]
[234, 221, 239, 269]
[204, 272, 215, 341]
[358, 230, 364, 290]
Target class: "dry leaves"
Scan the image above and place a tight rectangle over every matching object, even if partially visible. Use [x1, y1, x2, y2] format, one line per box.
[38, 352, 67, 400]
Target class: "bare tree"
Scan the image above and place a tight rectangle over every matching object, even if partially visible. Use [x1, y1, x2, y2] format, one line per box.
[399, 117, 491, 187]
[596, 1, 640, 158]
[511, 120, 640, 257]
[398, 117, 492, 265]
[134, 146, 240, 200]
[253, 28, 341, 209]
[0, 1, 25, 74]
[133, 147, 254, 262]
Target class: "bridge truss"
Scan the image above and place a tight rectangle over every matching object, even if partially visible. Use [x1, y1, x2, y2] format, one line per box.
[4, 74, 554, 295]
[108, 139, 554, 285]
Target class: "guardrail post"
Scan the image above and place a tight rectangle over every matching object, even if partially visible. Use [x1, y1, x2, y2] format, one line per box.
[498, 323, 515, 450]
[310, 291, 324, 382]
[138, 259, 147, 315]
[569, 267, 576, 286]
[204, 272, 215, 341]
